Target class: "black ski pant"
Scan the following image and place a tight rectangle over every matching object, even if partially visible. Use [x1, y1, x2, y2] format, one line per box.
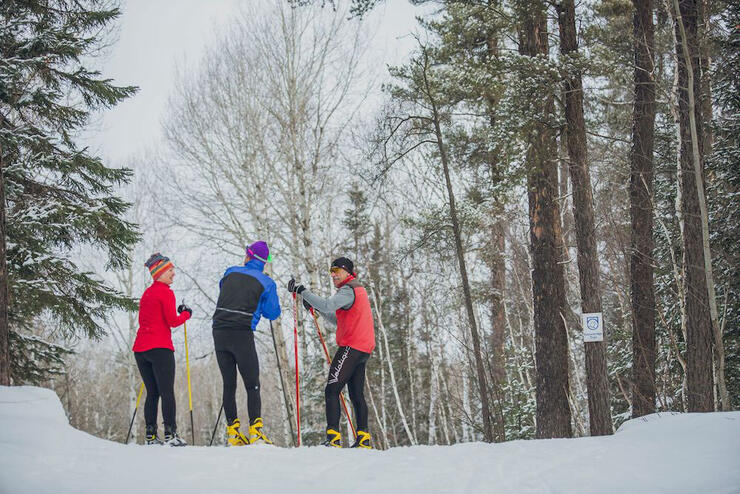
[213, 329, 261, 423]
[135, 348, 176, 431]
[325, 345, 370, 432]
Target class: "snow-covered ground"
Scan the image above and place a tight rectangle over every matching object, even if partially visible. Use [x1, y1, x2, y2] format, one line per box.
[1, 386, 738, 494]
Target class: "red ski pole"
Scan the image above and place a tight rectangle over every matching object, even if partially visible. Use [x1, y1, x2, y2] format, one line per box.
[293, 291, 301, 447]
[310, 307, 356, 439]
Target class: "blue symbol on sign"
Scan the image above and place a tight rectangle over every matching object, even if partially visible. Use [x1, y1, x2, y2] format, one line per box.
[586, 316, 600, 331]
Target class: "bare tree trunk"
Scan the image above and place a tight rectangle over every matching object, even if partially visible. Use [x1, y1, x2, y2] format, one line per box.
[630, 0, 657, 419]
[665, 15, 691, 410]
[426, 78, 494, 442]
[0, 144, 9, 385]
[673, 0, 716, 412]
[427, 341, 438, 445]
[365, 375, 388, 449]
[518, 0, 572, 439]
[461, 371, 472, 441]
[370, 288, 416, 445]
[402, 276, 418, 441]
[556, 0, 613, 436]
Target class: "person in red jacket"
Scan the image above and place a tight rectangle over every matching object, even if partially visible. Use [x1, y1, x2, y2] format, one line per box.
[288, 257, 376, 449]
[132, 253, 192, 446]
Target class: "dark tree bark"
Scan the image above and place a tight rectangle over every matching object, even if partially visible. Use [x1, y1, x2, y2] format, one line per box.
[555, 0, 613, 436]
[674, 0, 714, 412]
[630, 0, 657, 419]
[489, 219, 507, 441]
[0, 144, 8, 386]
[484, 0, 507, 443]
[519, 0, 572, 439]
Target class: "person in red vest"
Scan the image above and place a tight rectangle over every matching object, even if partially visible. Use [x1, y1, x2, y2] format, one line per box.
[132, 253, 192, 446]
[288, 257, 376, 449]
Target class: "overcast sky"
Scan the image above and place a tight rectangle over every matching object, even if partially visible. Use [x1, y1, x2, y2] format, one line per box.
[85, 0, 424, 166]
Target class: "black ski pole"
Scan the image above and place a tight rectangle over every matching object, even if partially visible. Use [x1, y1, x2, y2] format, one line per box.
[270, 319, 296, 446]
[209, 405, 223, 446]
[125, 383, 145, 444]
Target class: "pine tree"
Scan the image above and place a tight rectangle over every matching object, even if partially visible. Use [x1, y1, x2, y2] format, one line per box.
[555, 0, 613, 435]
[673, 0, 714, 412]
[629, 0, 658, 418]
[515, 0, 572, 439]
[706, 1, 738, 408]
[0, 0, 139, 384]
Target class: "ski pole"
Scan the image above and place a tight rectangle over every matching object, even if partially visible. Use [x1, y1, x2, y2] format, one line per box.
[269, 319, 296, 446]
[292, 290, 301, 447]
[125, 382, 145, 444]
[310, 307, 356, 438]
[183, 320, 195, 445]
[209, 404, 223, 446]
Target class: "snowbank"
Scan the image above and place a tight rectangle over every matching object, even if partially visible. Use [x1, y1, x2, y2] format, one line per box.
[1, 385, 738, 494]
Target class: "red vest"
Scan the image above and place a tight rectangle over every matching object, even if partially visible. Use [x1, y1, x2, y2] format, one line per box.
[335, 279, 375, 353]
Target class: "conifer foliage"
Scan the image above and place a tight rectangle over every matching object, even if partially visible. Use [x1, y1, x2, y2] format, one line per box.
[0, 0, 139, 384]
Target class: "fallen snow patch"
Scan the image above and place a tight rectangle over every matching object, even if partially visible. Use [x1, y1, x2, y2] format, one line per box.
[1, 386, 739, 494]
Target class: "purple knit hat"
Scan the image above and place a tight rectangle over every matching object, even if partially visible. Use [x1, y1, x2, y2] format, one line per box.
[246, 241, 272, 262]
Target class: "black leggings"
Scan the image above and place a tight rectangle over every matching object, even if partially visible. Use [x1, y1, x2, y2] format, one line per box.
[135, 348, 176, 430]
[325, 346, 370, 432]
[213, 329, 261, 423]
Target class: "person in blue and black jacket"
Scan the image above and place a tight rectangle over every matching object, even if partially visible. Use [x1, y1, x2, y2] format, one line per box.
[212, 241, 281, 446]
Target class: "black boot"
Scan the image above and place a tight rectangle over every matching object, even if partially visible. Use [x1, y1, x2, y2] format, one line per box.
[145, 425, 163, 445]
[163, 424, 187, 447]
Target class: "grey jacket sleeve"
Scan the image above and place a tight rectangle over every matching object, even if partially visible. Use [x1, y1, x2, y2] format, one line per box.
[302, 285, 354, 327]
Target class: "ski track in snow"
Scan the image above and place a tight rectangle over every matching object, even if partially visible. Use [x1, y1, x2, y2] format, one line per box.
[1, 386, 739, 494]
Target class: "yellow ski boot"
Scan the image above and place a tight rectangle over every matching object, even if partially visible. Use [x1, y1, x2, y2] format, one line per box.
[350, 430, 372, 449]
[248, 417, 273, 445]
[322, 428, 342, 448]
[226, 418, 249, 446]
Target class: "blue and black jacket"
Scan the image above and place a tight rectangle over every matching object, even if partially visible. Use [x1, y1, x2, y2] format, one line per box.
[212, 259, 281, 331]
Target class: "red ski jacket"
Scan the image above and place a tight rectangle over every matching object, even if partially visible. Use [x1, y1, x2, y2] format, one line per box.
[132, 281, 190, 353]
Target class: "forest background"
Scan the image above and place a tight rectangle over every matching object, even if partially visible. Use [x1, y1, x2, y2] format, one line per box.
[0, 0, 737, 448]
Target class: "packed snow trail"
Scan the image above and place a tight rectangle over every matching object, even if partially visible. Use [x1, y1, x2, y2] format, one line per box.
[1, 386, 739, 494]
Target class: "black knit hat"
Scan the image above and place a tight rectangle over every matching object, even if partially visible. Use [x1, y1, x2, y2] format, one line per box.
[331, 257, 355, 275]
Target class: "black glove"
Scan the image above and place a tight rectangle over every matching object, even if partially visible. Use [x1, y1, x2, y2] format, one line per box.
[287, 278, 305, 295]
[177, 303, 192, 316]
[302, 298, 313, 312]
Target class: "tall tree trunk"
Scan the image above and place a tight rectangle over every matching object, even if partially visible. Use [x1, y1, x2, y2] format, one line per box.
[427, 97, 495, 443]
[0, 141, 9, 386]
[483, 0, 508, 444]
[673, 0, 723, 411]
[519, 0, 572, 439]
[556, 0, 613, 436]
[630, 0, 657, 419]
[489, 219, 507, 442]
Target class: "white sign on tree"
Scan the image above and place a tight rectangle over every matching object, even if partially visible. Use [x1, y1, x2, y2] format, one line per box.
[582, 312, 604, 342]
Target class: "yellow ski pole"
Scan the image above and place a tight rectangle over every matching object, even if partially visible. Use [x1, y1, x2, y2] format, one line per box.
[184, 320, 195, 445]
[125, 382, 145, 444]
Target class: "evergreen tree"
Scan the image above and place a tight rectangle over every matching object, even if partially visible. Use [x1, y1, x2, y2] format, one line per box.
[0, 0, 139, 384]
[707, 1, 738, 408]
